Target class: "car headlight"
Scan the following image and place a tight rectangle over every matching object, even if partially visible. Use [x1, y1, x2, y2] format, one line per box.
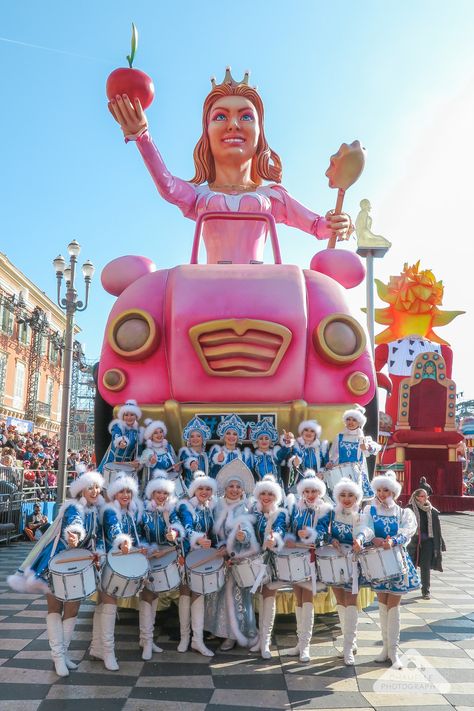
[314, 314, 366, 364]
[108, 309, 159, 360]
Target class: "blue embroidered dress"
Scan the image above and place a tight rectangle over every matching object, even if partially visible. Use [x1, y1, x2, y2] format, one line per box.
[286, 499, 332, 545]
[362, 501, 420, 593]
[209, 445, 245, 479]
[98, 420, 142, 473]
[328, 430, 379, 499]
[289, 437, 329, 489]
[102, 500, 143, 552]
[249, 501, 287, 553]
[140, 441, 177, 478]
[178, 447, 210, 488]
[178, 497, 218, 555]
[245, 446, 291, 488]
[204, 498, 259, 645]
[140, 498, 185, 547]
[329, 507, 372, 590]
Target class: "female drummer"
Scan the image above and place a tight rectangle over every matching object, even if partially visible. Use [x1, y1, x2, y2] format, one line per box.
[289, 420, 329, 490]
[8, 469, 105, 677]
[329, 478, 372, 665]
[204, 467, 259, 651]
[326, 405, 380, 500]
[100, 474, 144, 671]
[209, 414, 248, 478]
[284, 470, 332, 662]
[245, 419, 294, 488]
[179, 416, 212, 488]
[108, 69, 352, 266]
[98, 399, 143, 474]
[177, 470, 219, 657]
[140, 419, 179, 477]
[138, 475, 185, 660]
[248, 474, 287, 659]
[363, 471, 419, 669]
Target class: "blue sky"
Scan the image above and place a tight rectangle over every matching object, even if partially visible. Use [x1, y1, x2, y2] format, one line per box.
[2, 0, 473, 395]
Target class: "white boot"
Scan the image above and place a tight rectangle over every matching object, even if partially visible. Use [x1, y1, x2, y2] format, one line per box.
[260, 596, 276, 660]
[249, 596, 262, 653]
[387, 605, 403, 669]
[343, 606, 358, 666]
[375, 602, 388, 663]
[139, 600, 155, 661]
[177, 595, 191, 653]
[62, 616, 78, 670]
[89, 603, 103, 660]
[150, 597, 163, 653]
[46, 613, 69, 677]
[335, 604, 345, 658]
[299, 602, 314, 663]
[284, 606, 301, 656]
[101, 603, 119, 671]
[190, 597, 214, 657]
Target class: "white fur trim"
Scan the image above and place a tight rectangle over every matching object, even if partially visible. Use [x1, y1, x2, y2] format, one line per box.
[298, 526, 318, 544]
[145, 477, 175, 498]
[333, 477, 363, 504]
[343, 407, 366, 427]
[297, 471, 327, 497]
[279, 433, 295, 448]
[117, 400, 142, 420]
[107, 474, 138, 500]
[170, 520, 185, 541]
[253, 476, 282, 505]
[112, 533, 133, 551]
[224, 578, 250, 646]
[8, 568, 50, 594]
[69, 470, 104, 499]
[371, 471, 402, 498]
[144, 420, 167, 440]
[189, 530, 207, 550]
[298, 420, 322, 437]
[268, 530, 285, 552]
[226, 516, 259, 559]
[188, 472, 217, 498]
[64, 523, 86, 542]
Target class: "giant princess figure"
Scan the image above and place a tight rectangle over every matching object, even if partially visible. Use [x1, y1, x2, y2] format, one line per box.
[108, 67, 352, 264]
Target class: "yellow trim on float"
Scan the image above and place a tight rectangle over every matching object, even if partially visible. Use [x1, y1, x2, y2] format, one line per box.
[314, 313, 366, 364]
[107, 309, 159, 361]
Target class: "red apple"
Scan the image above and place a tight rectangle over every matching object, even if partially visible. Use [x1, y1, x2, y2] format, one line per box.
[106, 68, 154, 109]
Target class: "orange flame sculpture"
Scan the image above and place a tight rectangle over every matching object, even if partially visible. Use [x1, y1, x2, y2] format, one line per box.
[373, 261, 464, 345]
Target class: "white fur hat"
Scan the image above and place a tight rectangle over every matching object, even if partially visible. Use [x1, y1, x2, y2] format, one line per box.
[69, 470, 104, 499]
[117, 399, 142, 421]
[253, 474, 283, 506]
[333, 477, 363, 505]
[298, 420, 322, 438]
[343, 404, 366, 427]
[145, 476, 174, 499]
[371, 470, 402, 498]
[107, 473, 139, 500]
[143, 419, 167, 440]
[188, 470, 217, 498]
[296, 469, 326, 497]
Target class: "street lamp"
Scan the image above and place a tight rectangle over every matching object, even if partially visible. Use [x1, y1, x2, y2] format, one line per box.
[53, 240, 94, 505]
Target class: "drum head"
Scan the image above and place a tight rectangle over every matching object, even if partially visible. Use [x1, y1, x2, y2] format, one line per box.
[107, 550, 148, 577]
[279, 545, 308, 558]
[186, 548, 222, 572]
[104, 462, 136, 473]
[151, 549, 177, 570]
[317, 544, 352, 558]
[49, 548, 94, 573]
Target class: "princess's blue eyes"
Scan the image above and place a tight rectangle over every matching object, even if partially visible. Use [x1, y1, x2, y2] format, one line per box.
[212, 112, 255, 122]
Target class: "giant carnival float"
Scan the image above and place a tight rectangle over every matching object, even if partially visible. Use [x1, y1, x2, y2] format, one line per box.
[93, 29, 471, 616]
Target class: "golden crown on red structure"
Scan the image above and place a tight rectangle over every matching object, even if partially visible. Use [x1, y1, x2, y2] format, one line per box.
[210, 66, 255, 89]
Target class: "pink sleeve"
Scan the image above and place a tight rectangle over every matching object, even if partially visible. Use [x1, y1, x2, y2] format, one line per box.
[135, 131, 198, 220]
[269, 185, 331, 239]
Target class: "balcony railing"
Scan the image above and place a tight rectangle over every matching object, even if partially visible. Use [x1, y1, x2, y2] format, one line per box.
[35, 401, 51, 418]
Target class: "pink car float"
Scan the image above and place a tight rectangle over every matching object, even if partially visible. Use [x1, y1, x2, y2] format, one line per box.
[95, 212, 376, 456]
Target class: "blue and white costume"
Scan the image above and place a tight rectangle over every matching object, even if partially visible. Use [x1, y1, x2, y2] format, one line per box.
[245, 419, 293, 488]
[209, 414, 247, 478]
[140, 419, 177, 478]
[98, 400, 143, 473]
[101, 477, 143, 553]
[179, 416, 212, 488]
[141, 491, 185, 548]
[289, 420, 329, 489]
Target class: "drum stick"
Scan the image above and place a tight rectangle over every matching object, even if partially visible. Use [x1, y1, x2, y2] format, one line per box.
[148, 548, 175, 560]
[111, 547, 147, 557]
[55, 555, 94, 564]
[188, 549, 223, 570]
[293, 542, 316, 550]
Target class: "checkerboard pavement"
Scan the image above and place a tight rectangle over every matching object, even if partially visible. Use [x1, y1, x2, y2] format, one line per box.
[1, 512, 474, 711]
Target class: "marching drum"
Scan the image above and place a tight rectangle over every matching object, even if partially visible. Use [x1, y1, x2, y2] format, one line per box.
[168, 473, 187, 499]
[357, 545, 406, 582]
[274, 546, 311, 584]
[146, 547, 181, 593]
[185, 549, 225, 595]
[103, 461, 137, 488]
[101, 550, 149, 598]
[231, 554, 271, 589]
[49, 549, 98, 601]
[316, 544, 353, 585]
[324, 463, 362, 494]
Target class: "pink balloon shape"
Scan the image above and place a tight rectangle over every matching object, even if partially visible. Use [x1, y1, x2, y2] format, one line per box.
[310, 249, 365, 289]
[101, 255, 156, 296]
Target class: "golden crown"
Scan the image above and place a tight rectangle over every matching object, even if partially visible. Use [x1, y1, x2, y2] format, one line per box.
[210, 66, 255, 89]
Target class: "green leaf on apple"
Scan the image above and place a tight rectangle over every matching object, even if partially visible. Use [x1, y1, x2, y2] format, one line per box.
[126, 22, 138, 68]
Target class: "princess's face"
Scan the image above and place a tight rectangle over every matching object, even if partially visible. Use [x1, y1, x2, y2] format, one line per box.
[225, 480, 243, 501]
[339, 490, 357, 508]
[116, 488, 132, 508]
[189, 431, 203, 449]
[376, 486, 392, 501]
[151, 429, 164, 443]
[224, 429, 238, 448]
[345, 416, 359, 431]
[152, 489, 168, 506]
[303, 488, 320, 504]
[196, 485, 213, 504]
[123, 412, 137, 426]
[302, 427, 316, 444]
[257, 434, 271, 451]
[259, 490, 276, 508]
[207, 96, 260, 167]
[83, 483, 101, 506]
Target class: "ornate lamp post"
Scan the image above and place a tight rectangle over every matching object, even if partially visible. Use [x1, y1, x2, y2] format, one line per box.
[53, 240, 94, 505]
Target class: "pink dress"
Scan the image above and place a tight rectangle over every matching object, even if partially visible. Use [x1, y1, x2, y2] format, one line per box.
[136, 131, 331, 264]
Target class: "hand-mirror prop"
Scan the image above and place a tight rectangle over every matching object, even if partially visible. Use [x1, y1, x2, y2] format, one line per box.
[325, 141, 366, 249]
